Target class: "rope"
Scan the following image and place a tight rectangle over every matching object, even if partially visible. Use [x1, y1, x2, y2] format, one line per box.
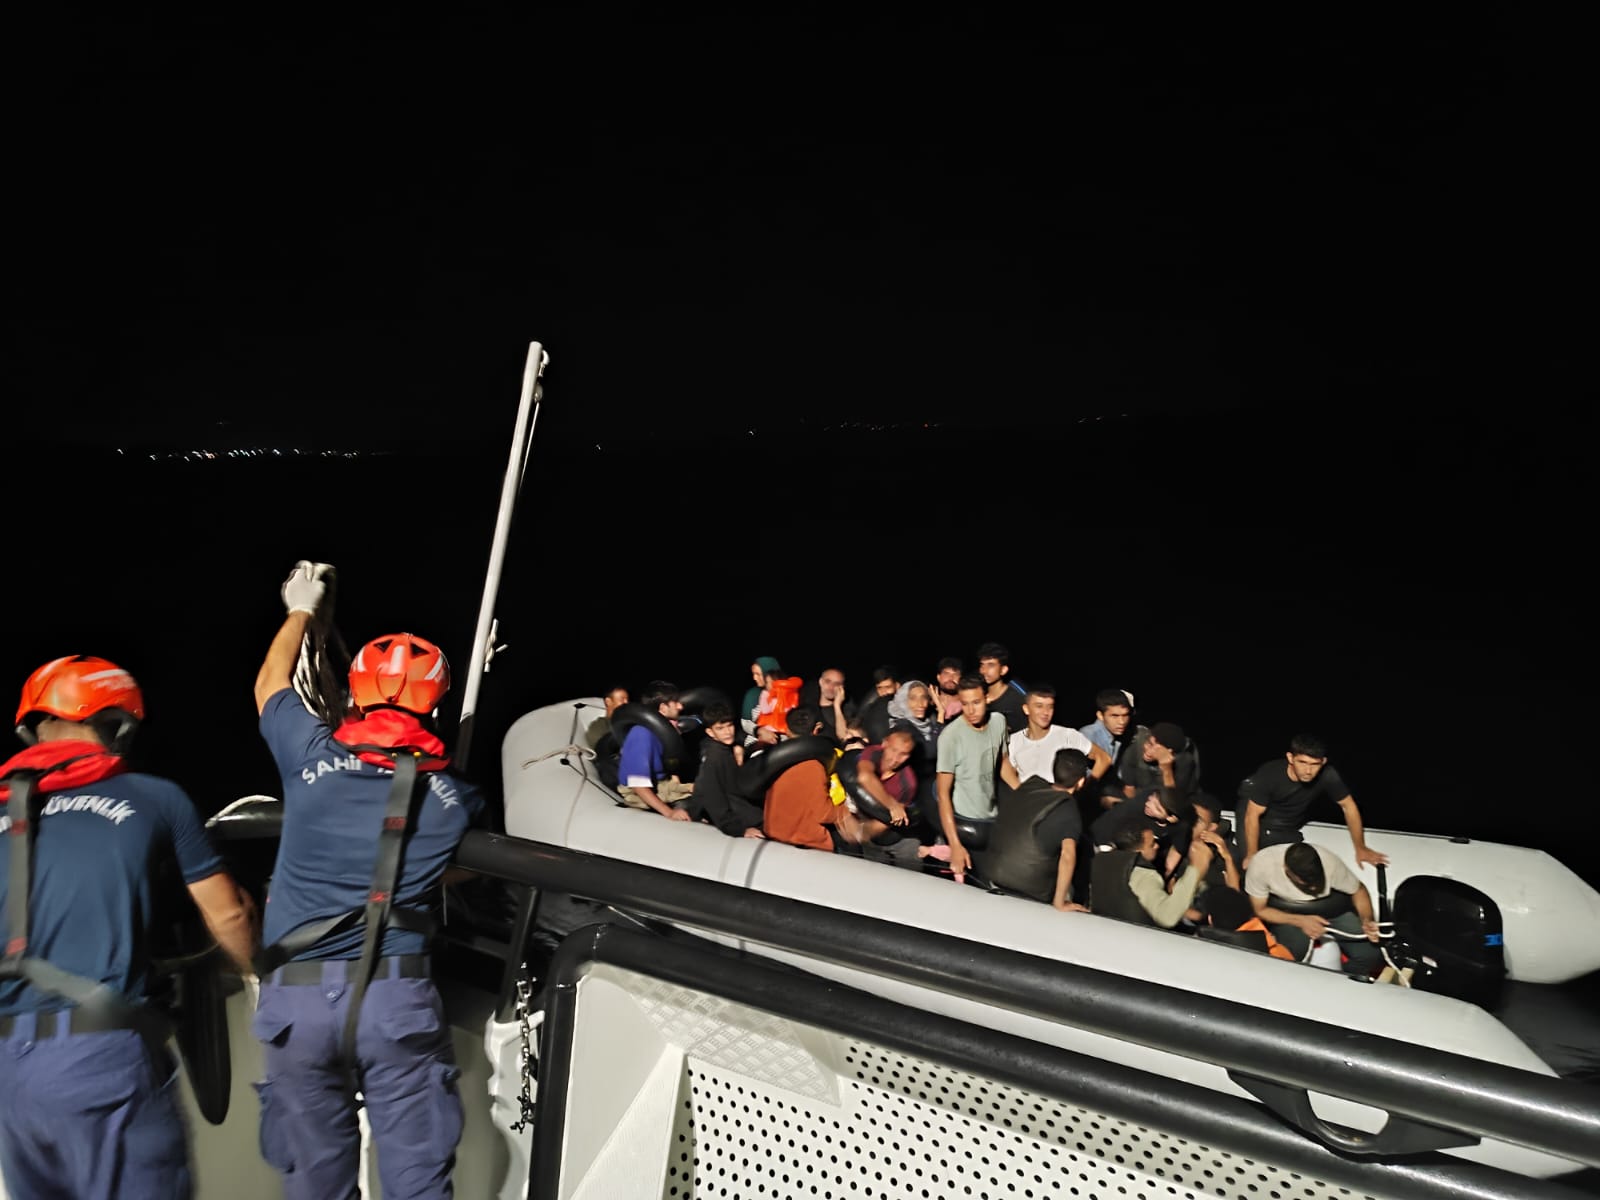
[521, 745, 592, 768]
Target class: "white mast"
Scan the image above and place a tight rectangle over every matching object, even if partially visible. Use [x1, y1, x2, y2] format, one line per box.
[455, 341, 548, 771]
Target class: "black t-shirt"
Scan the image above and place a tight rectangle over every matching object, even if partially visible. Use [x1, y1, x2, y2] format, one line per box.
[1237, 759, 1349, 831]
[800, 682, 858, 747]
[987, 684, 1027, 734]
[1033, 792, 1084, 855]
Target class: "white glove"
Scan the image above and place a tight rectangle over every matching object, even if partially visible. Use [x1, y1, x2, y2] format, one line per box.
[281, 560, 335, 616]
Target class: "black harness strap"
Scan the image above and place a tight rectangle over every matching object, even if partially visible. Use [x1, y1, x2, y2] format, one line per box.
[251, 742, 444, 1080]
[1, 767, 172, 1060]
[338, 752, 427, 1067]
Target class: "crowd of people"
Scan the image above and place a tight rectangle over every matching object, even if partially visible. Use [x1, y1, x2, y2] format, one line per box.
[0, 561, 480, 1198]
[589, 642, 1393, 979]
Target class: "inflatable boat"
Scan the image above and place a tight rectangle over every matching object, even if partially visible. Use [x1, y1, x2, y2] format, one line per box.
[493, 691, 1600, 1183]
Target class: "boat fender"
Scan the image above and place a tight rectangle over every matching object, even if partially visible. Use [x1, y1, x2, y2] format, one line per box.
[205, 795, 286, 842]
[737, 735, 837, 798]
[609, 703, 688, 777]
[832, 749, 894, 825]
[1265, 890, 1356, 919]
[678, 686, 732, 719]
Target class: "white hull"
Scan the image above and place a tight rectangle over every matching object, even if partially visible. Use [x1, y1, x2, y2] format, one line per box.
[499, 697, 1600, 1181]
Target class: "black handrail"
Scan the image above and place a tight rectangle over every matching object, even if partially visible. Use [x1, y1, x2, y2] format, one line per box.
[453, 829, 1600, 1170]
[533, 922, 1595, 1200]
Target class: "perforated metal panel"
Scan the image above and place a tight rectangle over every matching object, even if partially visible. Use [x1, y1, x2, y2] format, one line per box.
[565, 968, 1385, 1200]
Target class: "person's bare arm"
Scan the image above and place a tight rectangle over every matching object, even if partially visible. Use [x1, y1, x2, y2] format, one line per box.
[187, 872, 258, 974]
[1249, 892, 1329, 940]
[936, 772, 969, 875]
[255, 611, 312, 715]
[635, 785, 690, 821]
[1337, 795, 1388, 865]
[856, 758, 907, 825]
[999, 744, 1021, 791]
[1242, 799, 1267, 866]
[1086, 743, 1113, 781]
[1199, 828, 1240, 890]
[830, 701, 849, 744]
[1352, 883, 1381, 941]
[1052, 840, 1087, 912]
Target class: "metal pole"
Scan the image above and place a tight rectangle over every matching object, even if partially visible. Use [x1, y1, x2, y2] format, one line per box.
[455, 341, 547, 771]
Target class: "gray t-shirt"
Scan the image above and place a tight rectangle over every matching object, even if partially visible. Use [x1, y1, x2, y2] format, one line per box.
[1244, 842, 1362, 901]
[936, 715, 1007, 820]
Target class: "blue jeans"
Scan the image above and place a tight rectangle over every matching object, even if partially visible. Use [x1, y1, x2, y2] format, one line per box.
[0, 1018, 190, 1200]
[253, 964, 463, 1200]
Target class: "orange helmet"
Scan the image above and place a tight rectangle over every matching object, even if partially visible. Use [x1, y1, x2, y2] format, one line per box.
[348, 633, 451, 714]
[15, 655, 145, 750]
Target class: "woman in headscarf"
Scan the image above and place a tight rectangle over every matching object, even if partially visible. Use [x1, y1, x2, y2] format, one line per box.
[887, 679, 941, 833]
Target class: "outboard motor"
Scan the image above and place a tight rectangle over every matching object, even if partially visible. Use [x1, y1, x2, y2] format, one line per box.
[1386, 869, 1506, 1008]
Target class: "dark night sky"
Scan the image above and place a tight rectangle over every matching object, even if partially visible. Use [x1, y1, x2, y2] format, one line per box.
[12, 14, 1588, 452]
[7, 16, 1593, 878]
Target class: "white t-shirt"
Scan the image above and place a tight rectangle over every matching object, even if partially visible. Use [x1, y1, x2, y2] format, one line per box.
[1244, 842, 1362, 900]
[1007, 725, 1095, 784]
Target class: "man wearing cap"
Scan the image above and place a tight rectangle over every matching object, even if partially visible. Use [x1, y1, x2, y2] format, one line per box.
[1117, 720, 1200, 805]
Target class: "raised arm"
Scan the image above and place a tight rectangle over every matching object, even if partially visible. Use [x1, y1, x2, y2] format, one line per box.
[256, 611, 312, 715]
[255, 561, 333, 715]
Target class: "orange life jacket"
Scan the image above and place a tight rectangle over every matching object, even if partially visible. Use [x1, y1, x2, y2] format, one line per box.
[756, 676, 804, 730]
[1240, 915, 1296, 961]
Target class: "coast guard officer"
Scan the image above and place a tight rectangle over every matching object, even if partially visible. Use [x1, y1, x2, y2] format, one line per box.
[0, 655, 257, 1199]
[252, 561, 484, 1199]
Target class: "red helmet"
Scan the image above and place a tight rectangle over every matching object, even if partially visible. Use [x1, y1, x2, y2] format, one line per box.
[15, 655, 145, 749]
[348, 633, 451, 714]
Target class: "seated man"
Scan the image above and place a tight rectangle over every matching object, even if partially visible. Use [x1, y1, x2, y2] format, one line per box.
[1090, 785, 1193, 872]
[687, 702, 765, 838]
[764, 708, 868, 851]
[1117, 721, 1200, 805]
[799, 667, 856, 747]
[584, 684, 630, 753]
[1244, 842, 1383, 977]
[850, 728, 919, 830]
[975, 748, 1093, 911]
[1090, 824, 1215, 928]
[617, 680, 693, 821]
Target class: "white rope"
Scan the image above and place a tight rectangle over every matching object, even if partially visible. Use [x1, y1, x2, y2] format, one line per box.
[521, 745, 592, 768]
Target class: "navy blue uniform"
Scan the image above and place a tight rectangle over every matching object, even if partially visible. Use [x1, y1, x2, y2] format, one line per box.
[0, 771, 222, 1200]
[254, 689, 483, 1200]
